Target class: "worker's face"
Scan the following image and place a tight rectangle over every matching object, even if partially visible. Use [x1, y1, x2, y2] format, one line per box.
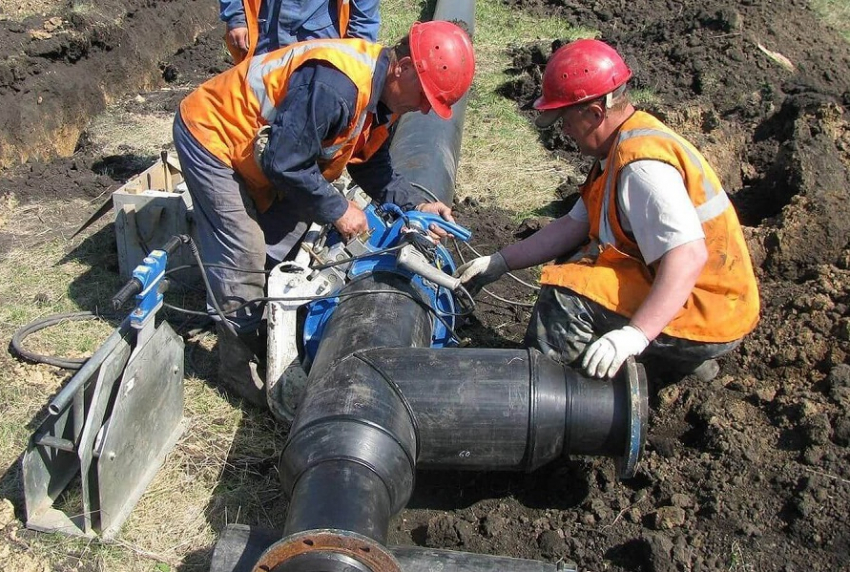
[556, 101, 605, 156]
[388, 57, 432, 115]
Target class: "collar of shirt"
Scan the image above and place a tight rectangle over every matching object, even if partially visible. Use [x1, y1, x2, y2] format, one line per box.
[367, 48, 393, 125]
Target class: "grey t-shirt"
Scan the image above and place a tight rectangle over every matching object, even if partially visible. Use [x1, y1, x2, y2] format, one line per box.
[568, 159, 705, 264]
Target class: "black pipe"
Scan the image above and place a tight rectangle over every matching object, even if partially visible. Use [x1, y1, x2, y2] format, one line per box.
[218, 525, 573, 572]
[281, 273, 431, 542]
[349, 347, 641, 470]
[389, 3, 476, 206]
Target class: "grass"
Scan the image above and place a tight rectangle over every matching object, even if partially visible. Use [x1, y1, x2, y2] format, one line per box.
[811, 0, 850, 41]
[379, 0, 596, 213]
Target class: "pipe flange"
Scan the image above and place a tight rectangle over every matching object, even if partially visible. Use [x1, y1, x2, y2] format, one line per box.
[615, 357, 648, 479]
[252, 529, 401, 572]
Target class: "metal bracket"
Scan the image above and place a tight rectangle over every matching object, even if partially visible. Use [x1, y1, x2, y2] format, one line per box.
[266, 262, 333, 426]
[23, 247, 187, 539]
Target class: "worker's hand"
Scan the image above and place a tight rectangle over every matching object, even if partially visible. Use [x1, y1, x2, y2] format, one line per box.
[454, 252, 509, 297]
[333, 201, 369, 240]
[227, 26, 250, 57]
[581, 325, 649, 379]
[416, 201, 455, 240]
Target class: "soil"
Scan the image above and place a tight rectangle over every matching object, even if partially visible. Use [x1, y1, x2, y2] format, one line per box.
[2, 0, 850, 571]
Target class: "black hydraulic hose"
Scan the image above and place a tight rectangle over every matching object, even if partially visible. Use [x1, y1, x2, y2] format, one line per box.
[10, 312, 112, 370]
[48, 316, 132, 415]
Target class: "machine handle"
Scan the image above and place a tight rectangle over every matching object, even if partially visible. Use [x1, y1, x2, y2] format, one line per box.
[110, 235, 187, 311]
[160, 235, 185, 255]
[111, 278, 143, 311]
[381, 204, 472, 242]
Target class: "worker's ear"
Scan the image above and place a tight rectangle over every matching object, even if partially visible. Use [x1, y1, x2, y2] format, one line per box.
[586, 101, 607, 125]
[395, 56, 414, 77]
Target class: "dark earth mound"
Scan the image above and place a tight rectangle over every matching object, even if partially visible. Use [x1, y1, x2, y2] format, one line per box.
[2, 0, 850, 571]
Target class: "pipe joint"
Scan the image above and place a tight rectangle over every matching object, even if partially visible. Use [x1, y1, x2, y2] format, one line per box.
[281, 419, 415, 514]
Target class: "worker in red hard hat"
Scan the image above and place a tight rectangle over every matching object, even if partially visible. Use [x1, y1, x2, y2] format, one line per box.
[457, 38, 759, 382]
[173, 20, 475, 407]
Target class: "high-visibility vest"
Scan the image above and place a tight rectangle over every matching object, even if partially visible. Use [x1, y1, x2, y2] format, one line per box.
[541, 111, 760, 343]
[180, 39, 391, 213]
[226, 0, 351, 64]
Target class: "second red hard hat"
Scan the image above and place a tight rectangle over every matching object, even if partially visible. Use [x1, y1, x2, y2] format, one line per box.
[534, 39, 632, 127]
[409, 21, 476, 119]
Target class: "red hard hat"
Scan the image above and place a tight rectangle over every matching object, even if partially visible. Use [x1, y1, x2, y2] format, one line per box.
[534, 39, 632, 126]
[409, 21, 475, 119]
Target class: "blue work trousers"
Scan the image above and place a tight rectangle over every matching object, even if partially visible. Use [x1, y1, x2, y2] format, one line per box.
[173, 112, 307, 333]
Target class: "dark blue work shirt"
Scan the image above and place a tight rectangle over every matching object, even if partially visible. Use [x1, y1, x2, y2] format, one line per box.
[258, 48, 422, 224]
[220, 0, 379, 54]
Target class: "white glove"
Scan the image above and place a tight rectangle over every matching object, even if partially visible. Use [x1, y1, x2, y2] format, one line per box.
[581, 325, 649, 379]
[454, 252, 509, 297]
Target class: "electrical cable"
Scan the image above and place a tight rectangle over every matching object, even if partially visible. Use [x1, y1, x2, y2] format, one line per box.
[451, 238, 538, 309]
[166, 263, 269, 277]
[461, 240, 540, 291]
[12, 224, 467, 370]
[185, 237, 239, 338]
[165, 288, 464, 344]
[10, 312, 118, 370]
[410, 182, 442, 204]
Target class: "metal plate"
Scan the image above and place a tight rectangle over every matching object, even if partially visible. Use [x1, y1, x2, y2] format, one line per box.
[23, 336, 131, 537]
[96, 322, 185, 538]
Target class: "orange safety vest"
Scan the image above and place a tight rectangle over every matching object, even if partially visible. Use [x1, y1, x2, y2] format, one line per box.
[180, 39, 392, 213]
[226, 0, 351, 64]
[541, 111, 760, 343]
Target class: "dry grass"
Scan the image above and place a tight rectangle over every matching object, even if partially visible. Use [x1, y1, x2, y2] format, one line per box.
[86, 109, 177, 158]
[811, 0, 850, 41]
[0, 0, 65, 20]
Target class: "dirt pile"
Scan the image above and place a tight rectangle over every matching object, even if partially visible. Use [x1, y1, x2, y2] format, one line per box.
[440, 1, 850, 570]
[0, 0, 218, 168]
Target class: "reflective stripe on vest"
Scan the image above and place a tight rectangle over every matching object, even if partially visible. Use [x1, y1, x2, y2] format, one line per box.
[596, 128, 732, 247]
[245, 41, 376, 160]
[180, 39, 386, 213]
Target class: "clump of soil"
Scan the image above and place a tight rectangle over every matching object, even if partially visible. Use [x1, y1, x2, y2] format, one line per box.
[0, 0, 218, 168]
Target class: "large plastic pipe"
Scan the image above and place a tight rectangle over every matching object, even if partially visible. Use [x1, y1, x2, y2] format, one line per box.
[353, 347, 636, 469]
[210, 524, 575, 572]
[281, 273, 431, 544]
[389, 2, 476, 205]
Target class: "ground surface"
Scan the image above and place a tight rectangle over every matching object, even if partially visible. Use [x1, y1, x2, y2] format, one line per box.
[1, 0, 850, 571]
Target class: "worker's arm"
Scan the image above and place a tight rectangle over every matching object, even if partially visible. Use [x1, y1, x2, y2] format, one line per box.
[220, 0, 247, 30]
[346, 139, 421, 211]
[582, 160, 707, 378]
[220, 0, 249, 59]
[348, 145, 455, 238]
[455, 210, 589, 295]
[500, 211, 590, 270]
[259, 63, 356, 225]
[346, 0, 380, 41]
[630, 239, 707, 340]
[582, 239, 707, 378]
